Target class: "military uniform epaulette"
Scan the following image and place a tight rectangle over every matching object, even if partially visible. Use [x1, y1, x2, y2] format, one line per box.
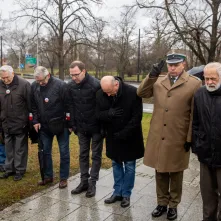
[189, 74, 201, 81]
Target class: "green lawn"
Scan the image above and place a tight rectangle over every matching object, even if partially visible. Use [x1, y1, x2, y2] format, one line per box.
[0, 113, 151, 211]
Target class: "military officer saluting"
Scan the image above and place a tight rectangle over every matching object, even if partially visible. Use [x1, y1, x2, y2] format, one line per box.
[137, 52, 201, 220]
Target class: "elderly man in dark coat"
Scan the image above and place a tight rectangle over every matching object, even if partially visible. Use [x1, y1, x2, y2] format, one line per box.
[192, 62, 221, 221]
[0, 65, 31, 181]
[96, 76, 144, 208]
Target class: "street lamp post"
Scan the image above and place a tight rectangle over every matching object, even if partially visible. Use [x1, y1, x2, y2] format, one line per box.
[137, 29, 141, 82]
[36, 0, 39, 66]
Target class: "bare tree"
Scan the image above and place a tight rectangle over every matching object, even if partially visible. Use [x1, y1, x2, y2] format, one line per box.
[136, 0, 221, 64]
[110, 8, 137, 79]
[13, 0, 102, 79]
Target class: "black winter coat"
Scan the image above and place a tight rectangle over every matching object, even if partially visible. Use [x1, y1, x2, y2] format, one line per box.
[67, 73, 101, 134]
[0, 75, 31, 134]
[96, 78, 144, 162]
[192, 86, 221, 167]
[31, 76, 68, 128]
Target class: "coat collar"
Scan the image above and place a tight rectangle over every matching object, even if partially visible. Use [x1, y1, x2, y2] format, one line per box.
[161, 71, 189, 90]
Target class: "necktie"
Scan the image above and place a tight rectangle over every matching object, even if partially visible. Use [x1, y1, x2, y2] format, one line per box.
[170, 77, 176, 85]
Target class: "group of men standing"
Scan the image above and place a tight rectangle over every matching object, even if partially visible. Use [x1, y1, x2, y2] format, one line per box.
[0, 52, 220, 220]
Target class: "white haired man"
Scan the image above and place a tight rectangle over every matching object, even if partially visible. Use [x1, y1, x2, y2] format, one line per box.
[0, 65, 31, 181]
[31, 66, 70, 188]
[192, 62, 221, 221]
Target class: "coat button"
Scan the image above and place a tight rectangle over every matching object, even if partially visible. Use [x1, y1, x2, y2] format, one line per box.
[164, 124, 166, 126]
[162, 138, 165, 140]
[168, 94, 171, 97]
[165, 109, 168, 112]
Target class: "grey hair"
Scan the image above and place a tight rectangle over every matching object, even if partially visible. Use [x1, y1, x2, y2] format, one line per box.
[0, 65, 14, 75]
[34, 66, 49, 77]
[204, 62, 221, 79]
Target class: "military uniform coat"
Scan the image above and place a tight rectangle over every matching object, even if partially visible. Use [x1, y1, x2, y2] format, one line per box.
[137, 71, 201, 172]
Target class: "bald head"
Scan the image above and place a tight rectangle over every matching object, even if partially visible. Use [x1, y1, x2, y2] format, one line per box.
[101, 76, 119, 96]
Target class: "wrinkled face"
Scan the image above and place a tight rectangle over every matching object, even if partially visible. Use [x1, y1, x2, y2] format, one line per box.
[0, 71, 14, 84]
[204, 68, 220, 92]
[167, 62, 185, 77]
[69, 66, 86, 84]
[101, 80, 119, 96]
[35, 74, 50, 86]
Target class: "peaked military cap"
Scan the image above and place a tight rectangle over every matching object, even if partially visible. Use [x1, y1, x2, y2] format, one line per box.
[166, 53, 186, 64]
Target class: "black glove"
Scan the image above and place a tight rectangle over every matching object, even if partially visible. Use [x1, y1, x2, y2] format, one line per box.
[108, 108, 124, 118]
[149, 60, 165, 78]
[184, 142, 191, 152]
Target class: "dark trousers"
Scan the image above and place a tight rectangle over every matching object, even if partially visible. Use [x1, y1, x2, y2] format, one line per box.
[77, 132, 103, 183]
[4, 132, 28, 174]
[200, 162, 221, 221]
[40, 128, 70, 180]
[156, 170, 184, 208]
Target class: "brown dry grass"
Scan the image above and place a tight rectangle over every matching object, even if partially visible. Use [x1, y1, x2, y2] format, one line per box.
[0, 113, 151, 211]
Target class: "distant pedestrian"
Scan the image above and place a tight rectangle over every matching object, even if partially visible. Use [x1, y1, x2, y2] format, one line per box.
[0, 65, 31, 181]
[192, 62, 221, 221]
[137, 52, 201, 220]
[68, 61, 103, 198]
[31, 66, 70, 189]
[96, 76, 144, 208]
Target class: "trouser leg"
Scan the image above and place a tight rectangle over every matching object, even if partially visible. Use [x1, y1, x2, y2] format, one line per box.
[4, 133, 15, 173]
[169, 171, 183, 208]
[156, 171, 170, 206]
[40, 130, 54, 179]
[122, 160, 136, 197]
[0, 143, 6, 165]
[200, 162, 218, 221]
[112, 160, 124, 196]
[57, 128, 70, 180]
[216, 168, 221, 221]
[14, 132, 28, 173]
[78, 132, 90, 183]
[89, 133, 103, 183]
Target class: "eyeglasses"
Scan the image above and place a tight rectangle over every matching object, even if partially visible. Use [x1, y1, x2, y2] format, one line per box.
[69, 71, 82, 78]
[36, 75, 48, 84]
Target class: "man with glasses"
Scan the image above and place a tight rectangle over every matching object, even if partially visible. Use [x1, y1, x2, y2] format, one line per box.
[0, 65, 31, 181]
[68, 61, 103, 198]
[31, 66, 70, 189]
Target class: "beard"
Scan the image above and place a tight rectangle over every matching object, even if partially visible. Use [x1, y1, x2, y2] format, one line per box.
[206, 82, 221, 92]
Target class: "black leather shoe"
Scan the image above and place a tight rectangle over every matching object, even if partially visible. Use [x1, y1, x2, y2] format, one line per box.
[0, 172, 15, 179]
[152, 205, 167, 217]
[85, 184, 96, 198]
[104, 195, 123, 204]
[121, 197, 130, 208]
[71, 182, 88, 194]
[13, 173, 23, 181]
[167, 208, 177, 220]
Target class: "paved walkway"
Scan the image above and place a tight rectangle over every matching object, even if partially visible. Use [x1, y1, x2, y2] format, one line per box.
[0, 154, 202, 221]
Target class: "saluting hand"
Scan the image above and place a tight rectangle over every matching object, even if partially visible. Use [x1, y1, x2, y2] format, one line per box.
[149, 60, 165, 78]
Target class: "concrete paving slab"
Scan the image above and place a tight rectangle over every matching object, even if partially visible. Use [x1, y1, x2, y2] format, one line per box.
[91, 191, 143, 215]
[44, 185, 113, 207]
[180, 193, 202, 221]
[104, 214, 136, 221]
[59, 206, 111, 221]
[27, 201, 80, 221]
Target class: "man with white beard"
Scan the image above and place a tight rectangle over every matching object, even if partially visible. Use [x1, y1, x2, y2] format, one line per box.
[192, 62, 221, 221]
